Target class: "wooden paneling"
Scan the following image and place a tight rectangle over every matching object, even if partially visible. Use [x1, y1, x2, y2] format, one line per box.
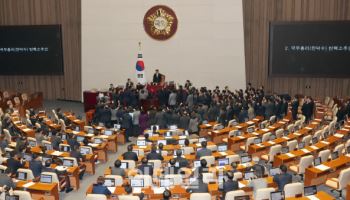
[0, 0, 81, 101]
[243, 0, 350, 99]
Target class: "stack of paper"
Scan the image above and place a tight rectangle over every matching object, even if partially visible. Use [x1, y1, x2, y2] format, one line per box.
[51, 151, 63, 156]
[279, 121, 286, 124]
[205, 124, 211, 127]
[307, 195, 320, 200]
[72, 131, 79, 134]
[282, 136, 290, 140]
[220, 152, 228, 156]
[321, 141, 330, 145]
[73, 119, 80, 122]
[315, 164, 330, 171]
[88, 143, 99, 148]
[305, 127, 313, 130]
[294, 133, 301, 136]
[286, 153, 295, 158]
[310, 146, 319, 150]
[238, 136, 245, 139]
[314, 118, 322, 121]
[23, 182, 35, 188]
[301, 149, 311, 153]
[268, 141, 275, 145]
[23, 128, 32, 132]
[246, 121, 254, 125]
[252, 132, 259, 136]
[256, 144, 264, 147]
[86, 133, 94, 137]
[334, 133, 344, 138]
[179, 135, 187, 139]
[153, 187, 165, 194]
[236, 126, 242, 129]
[268, 126, 276, 129]
[262, 128, 270, 132]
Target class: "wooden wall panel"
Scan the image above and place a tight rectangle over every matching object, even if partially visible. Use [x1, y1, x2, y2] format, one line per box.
[0, 0, 81, 101]
[243, 0, 350, 99]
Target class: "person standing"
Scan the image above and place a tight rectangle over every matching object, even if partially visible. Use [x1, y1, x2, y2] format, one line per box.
[291, 96, 299, 121]
[132, 107, 141, 137]
[139, 109, 149, 135]
[153, 69, 163, 84]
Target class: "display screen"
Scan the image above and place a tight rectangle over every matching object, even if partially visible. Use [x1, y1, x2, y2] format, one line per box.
[0, 25, 64, 75]
[269, 21, 350, 77]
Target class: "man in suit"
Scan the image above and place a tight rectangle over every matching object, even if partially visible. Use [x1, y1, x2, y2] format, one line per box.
[122, 145, 138, 161]
[291, 96, 299, 121]
[92, 176, 112, 195]
[219, 172, 239, 199]
[163, 159, 179, 175]
[6, 152, 24, 175]
[137, 158, 153, 176]
[174, 149, 189, 168]
[111, 160, 126, 177]
[152, 69, 162, 84]
[273, 165, 292, 191]
[70, 144, 86, 179]
[146, 145, 164, 161]
[121, 108, 133, 142]
[51, 130, 62, 150]
[186, 174, 208, 193]
[29, 154, 43, 178]
[193, 159, 209, 177]
[196, 141, 212, 159]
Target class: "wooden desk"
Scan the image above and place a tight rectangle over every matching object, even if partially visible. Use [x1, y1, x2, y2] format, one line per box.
[199, 121, 217, 137]
[347, 184, 350, 200]
[285, 191, 335, 200]
[64, 112, 85, 130]
[16, 180, 59, 200]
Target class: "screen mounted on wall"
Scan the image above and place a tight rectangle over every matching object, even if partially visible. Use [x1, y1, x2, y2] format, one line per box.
[0, 25, 64, 75]
[269, 21, 350, 77]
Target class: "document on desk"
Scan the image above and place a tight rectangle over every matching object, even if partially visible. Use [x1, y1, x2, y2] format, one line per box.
[321, 141, 330, 145]
[334, 133, 344, 138]
[315, 164, 330, 171]
[341, 128, 350, 132]
[238, 182, 246, 188]
[282, 136, 290, 140]
[88, 143, 99, 148]
[238, 136, 245, 139]
[310, 146, 319, 150]
[301, 149, 311, 153]
[100, 135, 109, 139]
[133, 188, 142, 193]
[286, 153, 295, 158]
[219, 152, 228, 156]
[73, 119, 80, 122]
[23, 128, 32, 132]
[51, 151, 63, 156]
[262, 128, 270, 132]
[311, 122, 319, 125]
[268, 126, 275, 129]
[86, 133, 94, 137]
[235, 126, 243, 129]
[204, 124, 211, 127]
[107, 187, 116, 193]
[306, 195, 320, 200]
[279, 121, 286, 124]
[305, 127, 313, 130]
[314, 118, 322, 122]
[72, 131, 79, 134]
[294, 132, 301, 136]
[23, 182, 35, 188]
[246, 121, 254, 125]
[153, 187, 165, 194]
[256, 144, 264, 147]
[267, 141, 275, 145]
[252, 132, 259, 136]
[179, 135, 187, 139]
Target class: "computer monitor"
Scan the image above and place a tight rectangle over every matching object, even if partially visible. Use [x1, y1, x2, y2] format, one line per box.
[94, 138, 103, 144]
[44, 143, 52, 150]
[28, 140, 36, 147]
[80, 147, 91, 155]
[244, 171, 255, 180]
[234, 195, 250, 200]
[159, 178, 173, 187]
[132, 150, 139, 156]
[169, 125, 177, 130]
[63, 159, 74, 167]
[75, 126, 80, 132]
[165, 131, 172, 137]
[254, 138, 262, 144]
[193, 160, 201, 168]
[270, 134, 277, 140]
[232, 121, 239, 126]
[198, 137, 206, 143]
[247, 126, 255, 133]
[304, 185, 317, 196]
[312, 137, 318, 144]
[233, 130, 241, 137]
[103, 178, 115, 187]
[5, 194, 19, 200]
[23, 153, 32, 161]
[150, 125, 160, 131]
[218, 158, 229, 166]
[104, 130, 113, 136]
[17, 172, 27, 180]
[331, 151, 339, 160]
[40, 174, 52, 183]
[120, 162, 129, 169]
[218, 175, 227, 184]
[88, 128, 94, 134]
[60, 145, 70, 152]
[158, 140, 167, 146]
[271, 191, 284, 200]
[184, 130, 189, 136]
[130, 179, 144, 187]
[61, 134, 67, 140]
[281, 147, 289, 154]
[178, 139, 185, 145]
[137, 140, 146, 146]
[298, 142, 305, 149]
[77, 136, 85, 142]
[314, 157, 321, 166]
[217, 145, 228, 152]
[241, 155, 252, 164]
[269, 167, 281, 176]
[284, 130, 289, 136]
[189, 177, 197, 184]
[114, 124, 121, 130]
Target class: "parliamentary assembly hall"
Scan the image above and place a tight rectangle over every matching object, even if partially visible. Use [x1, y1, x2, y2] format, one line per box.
[0, 0, 350, 199]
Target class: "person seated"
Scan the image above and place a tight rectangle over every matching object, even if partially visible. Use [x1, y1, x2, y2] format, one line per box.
[273, 164, 292, 191]
[67, 134, 80, 150]
[174, 149, 189, 168]
[193, 159, 209, 177]
[163, 159, 179, 175]
[42, 159, 73, 193]
[92, 176, 112, 195]
[6, 151, 24, 175]
[196, 141, 212, 159]
[122, 145, 138, 161]
[231, 162, 238, 173]
[0, 135, 8, 154]
[144, 133, 152, 144]
[219, 172, 239, 199]
[50, 130, 62, 151]
[146, 144, 164, 161]
[69, 144, 86, 180]
[186, 173, 208, 193]
[137, 158, 153, 176]
[29, 154, 43, 178]
[162, 189, 172, 200]
[247, 169, 268, 198]
[110, 159, 126, 177]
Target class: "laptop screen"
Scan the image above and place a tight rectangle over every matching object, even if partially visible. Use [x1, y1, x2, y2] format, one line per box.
[159, 178, 173, 187]
[217, 145, 228, 152]
[269, 167, 281, 176]
[63, 159, 74, 167]
[218, 158, 229, 166]
[104, 130, 113, 136]
[331, 151, 339, 160]
[178, 139, 185, 145]
[241, 156, 251, 164]
[312, 137, 318, 144]
[103, 178, 115, 187]
[281, 147, 289, 154]
[5, 194, 19, 200]
[17, 172, 27, 180]
[77, 136, 85, 142]
[298, 142, 305, 149]
[80, 147, 91, 155]
[130, 179, 144, 187]
[44, 143, 53, 150]
[114, 124, 121, 130]
[137, 140, 146, 146]
[169, 125, 177, 130]
[40, 174, 52, 183]
[304, 185, 317, 196]
[88, 128, 94, 134]
[270, 134, 277, 140]
[254, 138, 262, 144]
[247, 126, 255, 133]
[314, 157, 321, 166]
[193, 160, 201, 168]
[23, 153, 32, 161]
[28, 140, 36, 147]
[94, 138, 103, 144]
[120, 162, 128, 169]
[271, 191, 284, 200]
[244, 171, 255, 180]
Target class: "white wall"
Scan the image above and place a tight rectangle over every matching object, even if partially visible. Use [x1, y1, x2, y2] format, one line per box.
[82, 0, 246, 92]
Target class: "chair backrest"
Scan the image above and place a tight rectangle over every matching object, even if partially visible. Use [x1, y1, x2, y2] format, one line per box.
[182, 147, 194, 155]
[301, 135, 312, 146]
[324, 96, 330, 105]
[133, 175, 152, 187]
[121, 160, 135, 169]
[190, 193, 211, 200]
[255, 187, 275, 200]
[268, 144, 282, 162]
[287, 124, 294, 133]
[202, 173, 215, 184]
[225, 190, 246, 200]
[269, 115, 276, 124]
[260, 120, 268, 128]
[85, 194, 107, 200]
[334, 144, 345, 156]
[164, 174, 183, 185]
[313, 130, 322, 140]
[59, 119, 66, 131]
[13, 190, 32, 200]
[284, 182, 304, 198]
[318, 149, 331, 162]
[245, 137, 257, 151]
[105, 175, 123, 186]
[275, 129, 284, 138]
[226, 155, 240, 164]
[18, 168, 34, 180]
[287, 140, 297, 151]
[200, 156, 215, 166]
[207, 145, 217, 152]
[338, 167, 350, 189]
[228, 119, 237, 127]
[299, 155, 314, 174]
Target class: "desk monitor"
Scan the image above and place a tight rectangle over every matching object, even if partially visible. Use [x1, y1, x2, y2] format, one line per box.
[88, 128, 94, 134]
[184, 130, 189, 136]
[198, 137, 206, 143]
[271, 191, 284, 200]
[75, 126, 80, 132]
[63, 159, 74, 167]
[160, 178, 173, 187]
[169, 125, 177, 130]
[193, 160, 201, 168]
[298, 142, 305, 149]
[132, 150, 139, 156]
[23, 153, 32, 161]
[247, 126, 255, 133]
[44, 143, 53, 150]
[314, 157, 321, 166]
[233, 130, 241, 137]
[281, 147, 289, 154]
[5, 194, 19, 200]
[232, 121, 239, 126]
[331, 151, 339, 160]
[269, 167, 281, 176]
[77, 136, 85, 142]
[60, 145, 70, 152]
[17, 172, 27, 180]
[120, 162, 128, 169]
[28, 140, 36, 147]
[137, 140, 146, 146]
[217, 145, 228, 152]
[312, 137, 318, 144]
[178, 139, 185, 145]
[270, 134, 277, 140]
[150, 125, 160, 131]
[165, 131, 172, 137]
[234, 195, 250, 200]
[241, 155, 252, 164]
[40, 174, 52, 183]
[130, 179, 144, 187]
[80, 147, 91, 155]
[158, 140, 167, 146]
[61, 134, 67, 140]
[254, 137, 262, 144]
[94, 138, 103, 144]
[114, 124, 121, 130]
[218, 158, 229, 166]
[104, 129, 113, 136]
[103, 178, 115, 187]
[244, 171, 255, 180]
[304, 185, 317, 196]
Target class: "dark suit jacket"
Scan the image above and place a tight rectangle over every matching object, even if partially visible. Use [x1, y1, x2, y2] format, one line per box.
[153, 73, 162, 83]
[92, 184, 112, 195]
[6, 158, 23, 174]
[111, 167, 126, 177]
[175, 156, 189, 168]
[273, 173, 293, 191]
[137, 164, 153, 176]
[220, 179, 239, 194]
[29, 160, 43, 178]
[70, 150, 84, 164]
[186, 180, 208, 193]
[196, 148, 212, 159]
[146, 151, 164, 161]
[122, 151, 138, 161]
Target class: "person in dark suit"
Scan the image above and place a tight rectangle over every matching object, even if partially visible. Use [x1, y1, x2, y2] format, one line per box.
[186, 174, 208, 193]
[152, 69, 163, 84]
[67, 134, 80, 150]
[51, 130, 62, 150]
[219, 172, 239, 199]
[92, 176, 112, 195]
[196, 141, 212, 159]
[111, 160, 126, 177]
[122, 145, 138, 161]
[29, 154, 43, 178]
[146, 145, 164, 161]
[302, 97, 313, 122]
[163, 159, 179, 175]
[193, 159, 209, 177]
[280, 98, 289, 118]
[273, 165, 292, 191]
[174, 149, 189, 168]
[137, 158, 153, 176]
[121, 109, 133, 142]
[291, 96, 299, 121]
[70, 144, 86, 179]
[6, 152, 24, 175]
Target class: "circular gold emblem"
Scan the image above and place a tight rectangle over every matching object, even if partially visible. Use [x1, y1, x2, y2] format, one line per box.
[143, 5, 178, 40]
